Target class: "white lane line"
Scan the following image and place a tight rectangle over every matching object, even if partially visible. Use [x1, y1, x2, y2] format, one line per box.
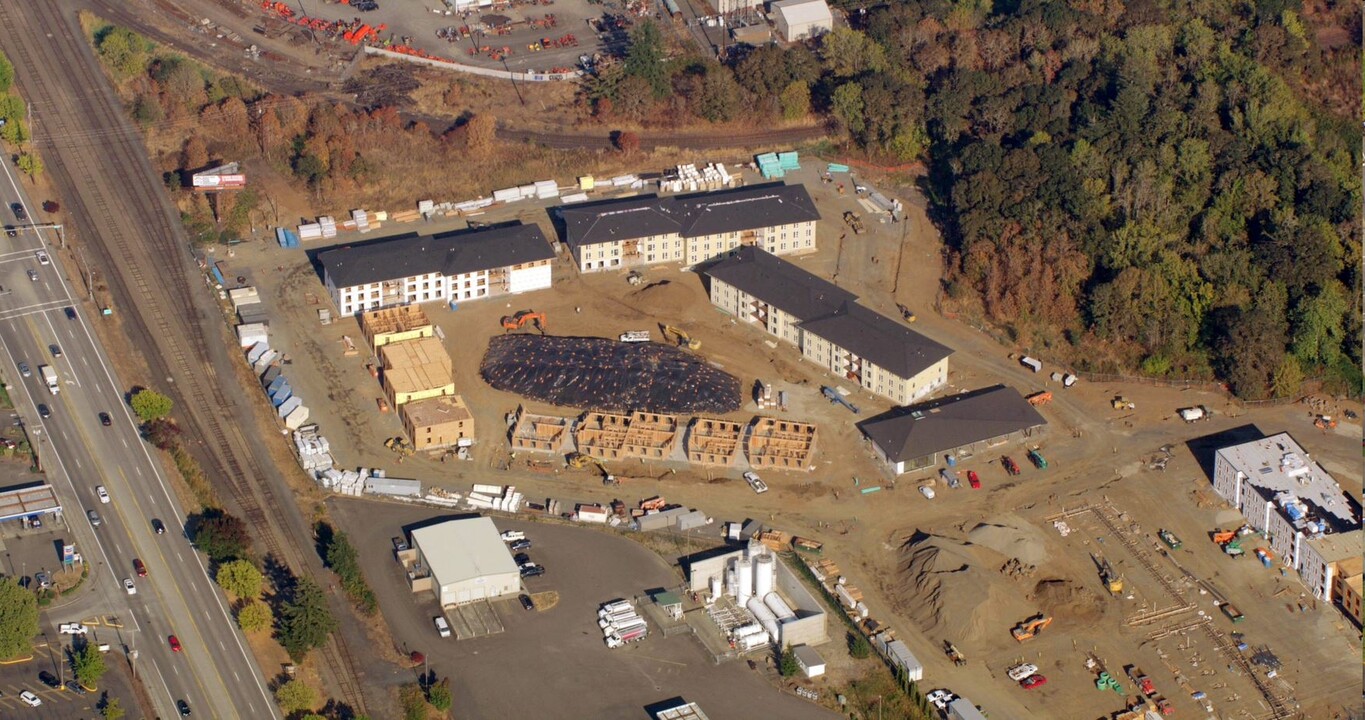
[0, 300, 69, 320]
[72, 457, 81, 470]
[121, 436, 128, 448]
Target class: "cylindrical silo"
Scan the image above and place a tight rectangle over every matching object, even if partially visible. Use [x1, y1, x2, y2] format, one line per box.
[726, 569, 738, 597]
[754, 554, 775, 599]
[745, 537, 764, 560]
[764, 592, 796, 622]
[746, 596, 781, 644]
[709, 576, 722, 600]
[736, 558, 754, 605]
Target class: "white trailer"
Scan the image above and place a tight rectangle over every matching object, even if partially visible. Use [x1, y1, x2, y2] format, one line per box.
[1020, 356, 1043, 373]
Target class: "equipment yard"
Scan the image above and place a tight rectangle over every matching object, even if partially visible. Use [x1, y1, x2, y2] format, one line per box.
[219, 159, 1362, 719]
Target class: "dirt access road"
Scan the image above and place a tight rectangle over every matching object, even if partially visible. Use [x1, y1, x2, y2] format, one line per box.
[0, 2, 379, 712]
[81, 0, 831, 151]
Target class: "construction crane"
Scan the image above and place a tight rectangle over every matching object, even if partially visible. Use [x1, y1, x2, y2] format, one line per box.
[1091, 552, 1124, 595]
[1010, 613, 1053, 642]
[660, 324, 701, 350]
[566, 452, 616, 485]
[820, 386, 860, 414]
[501, 310, 546, 334]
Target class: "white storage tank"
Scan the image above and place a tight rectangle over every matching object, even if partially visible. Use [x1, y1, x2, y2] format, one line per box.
[754, 554, 775, 599]
[709, 576, 722, 600]
[746, 536, 765, 560]
[764, 592, 796, 622]
[736, 558, 754, 605]
[731, 623, 763, 640]
[746, 596, 781, 645]
[726, 569, 738, 597]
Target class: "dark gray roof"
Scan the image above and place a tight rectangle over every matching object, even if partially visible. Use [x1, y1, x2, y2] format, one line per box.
[703, 246, 856, 321]
[675, 182, 820, 238]
[559, 195, 677, 249]
[857, 386, 1047, 463]
[799, 302, 952, 379]
[319, 223, 554, 288]
[558, 183, 820, 248]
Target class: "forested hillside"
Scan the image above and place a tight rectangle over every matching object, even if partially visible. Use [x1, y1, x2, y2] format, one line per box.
[850, 0, 1362, 398]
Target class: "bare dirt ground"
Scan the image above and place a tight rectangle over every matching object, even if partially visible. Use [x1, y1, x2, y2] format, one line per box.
[227, 160, 1363, 719]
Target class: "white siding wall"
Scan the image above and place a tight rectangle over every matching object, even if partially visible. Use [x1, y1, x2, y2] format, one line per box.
[577, 240, 624, 272]
[509, 263, 553, 293]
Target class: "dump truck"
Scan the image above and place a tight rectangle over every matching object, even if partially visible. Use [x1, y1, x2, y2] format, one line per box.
[40, 365, 58, 395]
[1126, 666, 1156, 697]
[1220, 602, 1244, 623]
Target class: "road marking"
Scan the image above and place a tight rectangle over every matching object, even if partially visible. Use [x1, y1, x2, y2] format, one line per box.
[121, 436, 128, 448]
[73, 457, 81, 469]
[0, 300, 70, 320]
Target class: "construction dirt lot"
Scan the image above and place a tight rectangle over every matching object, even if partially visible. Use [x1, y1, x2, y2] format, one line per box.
[220, 160, 1363, 720]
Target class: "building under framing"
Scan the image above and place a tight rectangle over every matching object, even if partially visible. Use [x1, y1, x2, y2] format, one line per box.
[686, 417, 745, 466]
[508, 407, 572, 453]
[745, 417, 817, 471]
[360, 305, 434, 353]
[575, 411, 679, 460]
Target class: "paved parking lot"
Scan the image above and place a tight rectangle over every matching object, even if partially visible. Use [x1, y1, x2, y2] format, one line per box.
[332, 498, 836, 719]
[0, 641, 139, 718]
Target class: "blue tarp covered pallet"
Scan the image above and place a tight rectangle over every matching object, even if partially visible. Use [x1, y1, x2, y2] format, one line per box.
[827, 163, 850, 173]
[778, 151, 801, 170]
[275, 227, 300, 248]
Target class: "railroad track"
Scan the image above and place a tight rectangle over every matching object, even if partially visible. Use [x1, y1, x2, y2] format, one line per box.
[0, 3, 366, 712]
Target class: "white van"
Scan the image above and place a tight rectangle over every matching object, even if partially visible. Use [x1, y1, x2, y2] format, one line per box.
[434, 616, 451, 638]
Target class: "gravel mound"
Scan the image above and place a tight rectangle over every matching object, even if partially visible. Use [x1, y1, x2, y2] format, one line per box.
[966, 519, 1049, 566]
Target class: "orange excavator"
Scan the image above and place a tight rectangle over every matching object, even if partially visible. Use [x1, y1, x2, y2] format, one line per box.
[1027, 391, 1053, 406]
[1011, 613, 1053, 642]
[501, 310, 546, 334]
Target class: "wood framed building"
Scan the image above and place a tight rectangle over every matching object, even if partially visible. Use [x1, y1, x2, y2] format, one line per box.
[508, 407, 572, 453]
[746, 417, 817, 471]
[360, 305, 434, 353]
[685, 417, 745, 466]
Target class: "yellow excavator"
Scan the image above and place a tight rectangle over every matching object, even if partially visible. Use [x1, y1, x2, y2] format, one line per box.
[1092, 552, 1124, 595]
[1011, 613, 1053, 642]
[660, 324, 701, 351]
[567, 452, 617, 485]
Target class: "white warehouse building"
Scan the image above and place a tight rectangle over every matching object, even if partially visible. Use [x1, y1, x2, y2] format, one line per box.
[319, 222, 555, 316]
[770, 0, 832, 41]
[406, 517, 521, 607]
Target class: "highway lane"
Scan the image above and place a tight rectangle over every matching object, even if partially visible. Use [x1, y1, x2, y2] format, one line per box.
[0, 157, 276, 718]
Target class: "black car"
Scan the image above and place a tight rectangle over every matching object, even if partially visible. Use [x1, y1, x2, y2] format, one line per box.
[98, 412, 112, 426]
[520, 564, 545, 578]
[65, 680, 87, 694]
[11, 203, 26, 221]
[49, 344, 61, 358]
[519, 594, 535, 611]
[509, 539, 531, 551]
[513, 552, 531, 565]
[64, 307, 76, 320]
[4, 226, 14, 237]
[177, 699, 192, 716]
[38, 670, 59, 688]
[36, 404, 50, 419]
[152, 518, 166, 535]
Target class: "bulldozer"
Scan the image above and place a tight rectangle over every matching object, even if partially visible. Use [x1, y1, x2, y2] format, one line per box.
[1091, 552, 1124, 595]
[660, 324, 701, 350]
[1011, 613, 1053, 642]
[1111, 396, 1136, 410]
[501, 310, 546, 334]
[384, 437, 415, 457]
[566, 452, 617, 485]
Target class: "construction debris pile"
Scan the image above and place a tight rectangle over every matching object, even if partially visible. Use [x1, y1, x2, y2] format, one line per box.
[480, 335, 741, 414]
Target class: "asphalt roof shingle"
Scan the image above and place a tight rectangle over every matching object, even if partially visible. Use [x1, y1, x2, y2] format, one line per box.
[703, 246, 856, 321]
[558, 183, 820, 248]
[319, 223, 554, 288]
[799, 303, 953, 379]
[857, 386, 1047, 464]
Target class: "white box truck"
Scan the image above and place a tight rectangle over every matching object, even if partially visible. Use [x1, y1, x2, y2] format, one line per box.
[40, 365, 58, 394]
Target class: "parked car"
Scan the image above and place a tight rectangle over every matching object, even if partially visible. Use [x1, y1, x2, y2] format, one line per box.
[520, 563, 545, 578]
[19, 690, 41, 707]
[65, 680, 87, 694]
[26, 269, 36, 282]
[177, 699, 192, 716]
[1021, 674, 1048, 690]
[743, 471, 769, 494]
[513, 553, 531, 565]
[1007, 663, 1038, 681]
[509, 538, 531, 551]
[4, 225, 14, 237]
[1028, 449, 1048, 469]
[1002, 455, 1022, 476]
[96, 485, 110, 503]
[519, 594, 535, 611]
[133, 558, 147, 577]
[967, 470, 981, 489]
[926, 690, 955, 710]
[168, 634, 182, 652]
[38, 671, 59, 688]
[919, 485, 936, 499]
[434, 616, 451, 638]
[58, 622, 87, 635]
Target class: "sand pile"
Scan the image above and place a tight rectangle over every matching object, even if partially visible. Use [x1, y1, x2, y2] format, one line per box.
[966, 519, 1049, 566]
[1028, 578, 1106, 624]
[893, 532, 1029, 643]
[627, 280, 696, 316]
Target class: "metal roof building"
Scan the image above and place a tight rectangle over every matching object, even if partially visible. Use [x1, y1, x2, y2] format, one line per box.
[858, 385, 1047, 475]
[771, 0, 832, 41]
[655, 702, 710, 720]
[410, 518, 521, 607]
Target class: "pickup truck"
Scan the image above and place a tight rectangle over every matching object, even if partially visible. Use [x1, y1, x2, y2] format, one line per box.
[939, 469, 961, 489]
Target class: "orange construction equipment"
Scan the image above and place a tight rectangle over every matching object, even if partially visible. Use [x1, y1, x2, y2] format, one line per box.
[1314, 415, 1337, 431]
[1011, 613, 1053, 642]
[1211, 529, 1238, 545]
[1026, 391, 1053, 406]
[501, 310, 546, 333]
